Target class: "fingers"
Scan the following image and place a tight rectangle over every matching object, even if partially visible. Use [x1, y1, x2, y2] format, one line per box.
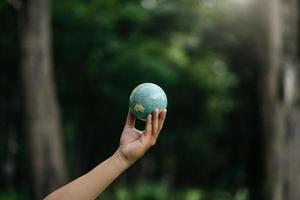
[144, 109, 167, 147]
[152, 109, 159, 137]
[158, 109, 167, 132]
[145, 114, 152, 134]
[125, 109, 136, 128]
[151, 109, 167, 144]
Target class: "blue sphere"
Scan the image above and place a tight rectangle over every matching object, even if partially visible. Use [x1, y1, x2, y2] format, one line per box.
[129, 83, 168, 121]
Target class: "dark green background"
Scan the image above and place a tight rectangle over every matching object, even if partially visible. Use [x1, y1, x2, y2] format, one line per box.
[0, 0, 271, 199]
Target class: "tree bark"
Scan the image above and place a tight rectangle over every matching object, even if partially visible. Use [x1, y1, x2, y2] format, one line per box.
[259, 0, 300, 199]
[19, 0, 67, 199]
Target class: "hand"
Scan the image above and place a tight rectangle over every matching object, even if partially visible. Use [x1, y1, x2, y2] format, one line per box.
[44, 109, 166, 200]
[117, 109, 167, 165]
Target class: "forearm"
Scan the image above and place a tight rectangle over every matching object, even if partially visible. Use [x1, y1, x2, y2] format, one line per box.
[44, 149, 131, 200]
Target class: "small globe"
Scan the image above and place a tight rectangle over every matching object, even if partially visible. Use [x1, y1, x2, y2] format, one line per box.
[129, 83, 168, 121]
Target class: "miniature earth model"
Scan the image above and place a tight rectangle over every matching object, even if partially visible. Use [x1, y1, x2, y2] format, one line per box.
[129, 83, 168, 121]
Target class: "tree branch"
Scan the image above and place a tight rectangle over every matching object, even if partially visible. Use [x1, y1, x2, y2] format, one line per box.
[5, 0, 22, 10]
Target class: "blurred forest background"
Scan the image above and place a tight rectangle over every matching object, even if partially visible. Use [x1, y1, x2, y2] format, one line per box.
[0, 0, 299, 199]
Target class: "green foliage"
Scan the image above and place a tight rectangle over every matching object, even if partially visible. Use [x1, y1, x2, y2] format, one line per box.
[0, 192, 17, 200]
[51, 0, 240, 190]
[98, 183, 248, 200]
[0, 191, 28, 200]
[0, 0, 263, 198]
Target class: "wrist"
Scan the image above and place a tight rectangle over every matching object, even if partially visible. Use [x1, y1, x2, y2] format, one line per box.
[112, 148, 133, 171]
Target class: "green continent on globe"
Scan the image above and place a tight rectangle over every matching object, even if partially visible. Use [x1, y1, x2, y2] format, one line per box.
[129, 83, 168, 121]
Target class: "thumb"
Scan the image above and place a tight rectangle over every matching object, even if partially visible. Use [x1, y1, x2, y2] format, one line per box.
[125, 109, 136, 128]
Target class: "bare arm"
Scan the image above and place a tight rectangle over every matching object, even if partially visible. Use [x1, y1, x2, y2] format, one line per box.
[44, 109, 167, 200]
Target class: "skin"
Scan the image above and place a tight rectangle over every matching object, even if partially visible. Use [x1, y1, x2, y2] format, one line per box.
[44, 109, 167, 200]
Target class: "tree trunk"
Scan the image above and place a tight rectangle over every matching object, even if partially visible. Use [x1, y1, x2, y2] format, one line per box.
[19, 0, 67, 199]
[259, 0, 300, 199]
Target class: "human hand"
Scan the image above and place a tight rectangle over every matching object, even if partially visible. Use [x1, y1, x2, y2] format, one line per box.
[44, 109, 166, 200]
[117, 109, 167, 165]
